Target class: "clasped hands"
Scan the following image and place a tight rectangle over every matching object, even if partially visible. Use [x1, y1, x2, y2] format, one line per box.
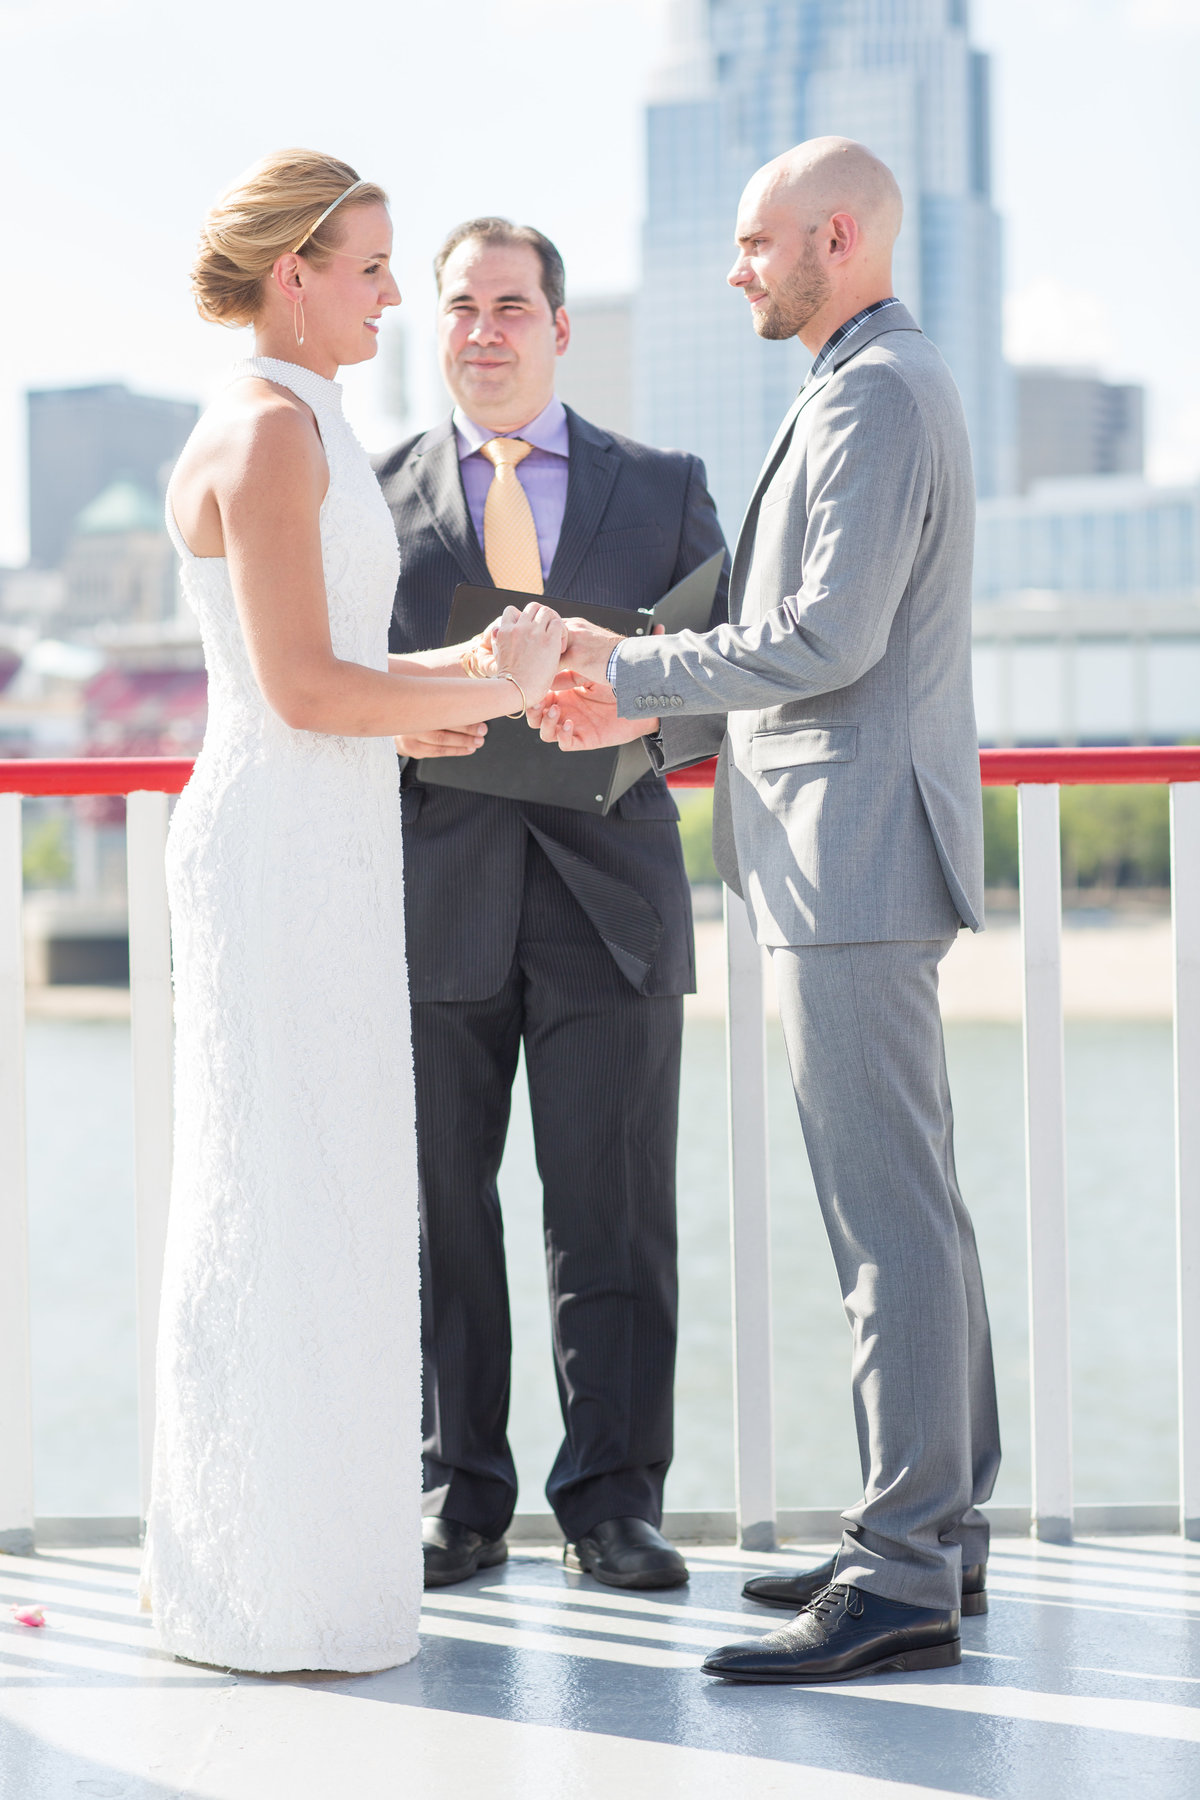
[414, 602, 658, 760]
[492, 602, 661, 753]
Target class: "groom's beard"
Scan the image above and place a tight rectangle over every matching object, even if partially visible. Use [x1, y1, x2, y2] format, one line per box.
[753, 240, 831, 341]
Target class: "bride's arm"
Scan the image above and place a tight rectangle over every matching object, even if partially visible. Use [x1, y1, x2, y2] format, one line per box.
[384, 646, 494, 758]
[387, 644, 474, 676]
[218, 403, 554, 736]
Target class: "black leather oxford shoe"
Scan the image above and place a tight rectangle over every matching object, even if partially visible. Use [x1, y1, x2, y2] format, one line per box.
[422, 1516, 508, 1589]
[743, 1557, 987, 1616]
[565, 1517, 689, 1590]
[702, 1583, 961, 1684]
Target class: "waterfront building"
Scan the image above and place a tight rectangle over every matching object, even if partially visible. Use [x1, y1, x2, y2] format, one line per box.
[0, 635, 99, 758]
[636, 0, 1010, 526]
[58, 480, 178, 636]
[27, 382, 197, 570]
[975, 476, 1198, 604]
[0, 566, 65, 625]
[1016, 368, 1144, 494]
[972, 475, 1200, 745]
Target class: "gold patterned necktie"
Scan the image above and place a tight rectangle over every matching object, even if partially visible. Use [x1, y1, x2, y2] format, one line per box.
[480, 437, 544, 594]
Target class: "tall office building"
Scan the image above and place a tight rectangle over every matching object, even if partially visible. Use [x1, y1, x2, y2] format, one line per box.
[636, 0, 1010, 525]
[1015, 368, 1144, 494]
[27, 384, 198, 569]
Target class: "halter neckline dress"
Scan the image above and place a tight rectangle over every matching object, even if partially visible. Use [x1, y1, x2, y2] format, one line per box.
[144, 356, 421, 1673]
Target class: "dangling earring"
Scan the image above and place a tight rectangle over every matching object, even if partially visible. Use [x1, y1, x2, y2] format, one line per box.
[293, 297, 306, 347]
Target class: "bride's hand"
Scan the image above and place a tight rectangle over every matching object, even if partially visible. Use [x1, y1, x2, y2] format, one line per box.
[527, 673, 655, 750]
[491, 603, 567, 709]
[460, 627, 498, 679]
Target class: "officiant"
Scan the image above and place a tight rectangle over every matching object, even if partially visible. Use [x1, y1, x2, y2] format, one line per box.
[376, 217, 727, 1592]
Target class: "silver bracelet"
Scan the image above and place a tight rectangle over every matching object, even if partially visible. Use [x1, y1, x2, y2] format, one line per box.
[497, 672, 526, 719]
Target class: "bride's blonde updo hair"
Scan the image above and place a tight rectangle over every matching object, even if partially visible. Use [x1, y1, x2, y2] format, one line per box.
[192, 149, 389, 328]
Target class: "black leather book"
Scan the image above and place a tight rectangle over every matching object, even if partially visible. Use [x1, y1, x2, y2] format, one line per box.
[415, 551, 723, 815]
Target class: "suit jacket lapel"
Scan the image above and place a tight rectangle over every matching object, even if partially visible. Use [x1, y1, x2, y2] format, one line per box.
[728, 374, 834, 611]
[726, 309, 923, 619]
[406, 419, 491, 587]
[545, 408, 619, 597]
[748, 371, 835, 510]
[733, 305, 921, 552]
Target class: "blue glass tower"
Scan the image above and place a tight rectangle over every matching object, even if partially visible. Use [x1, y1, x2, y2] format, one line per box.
[635, 1, 1010, 526]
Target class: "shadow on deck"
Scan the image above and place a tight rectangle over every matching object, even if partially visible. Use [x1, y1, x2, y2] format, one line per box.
[1, 1536, 1198, 1798]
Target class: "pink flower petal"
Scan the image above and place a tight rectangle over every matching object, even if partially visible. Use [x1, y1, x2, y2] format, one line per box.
[11, 1605, 46, 1627]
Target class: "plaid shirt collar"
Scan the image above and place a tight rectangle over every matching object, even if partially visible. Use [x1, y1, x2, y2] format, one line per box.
[806, 296, 902, 384]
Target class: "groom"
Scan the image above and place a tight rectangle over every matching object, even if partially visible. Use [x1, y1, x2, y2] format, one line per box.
[535, 137, 1001, 1683]
[376, 217, 727, 1591]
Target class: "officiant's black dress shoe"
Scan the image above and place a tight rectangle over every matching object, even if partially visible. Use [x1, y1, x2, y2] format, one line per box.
[565, 1517, 689, 1590]
[743, 1556, 987, 1616]
[422, 1517, 508, 1588]
[702, 1583, 960, 1684]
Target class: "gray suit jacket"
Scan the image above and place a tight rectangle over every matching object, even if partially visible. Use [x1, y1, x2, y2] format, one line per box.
[613, 303, 984, 947]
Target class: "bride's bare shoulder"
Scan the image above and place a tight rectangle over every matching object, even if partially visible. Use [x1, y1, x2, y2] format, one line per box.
[170, 381, 325, 553]
[203, 378, 321, 456]
[178, 381, 324, 494]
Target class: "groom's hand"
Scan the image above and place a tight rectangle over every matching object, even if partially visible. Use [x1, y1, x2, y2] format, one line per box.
[528, 673, 658, 751]
[394, 726, 487, 759]
[559, 618, 623, 689]
[557, 616, 665, 690]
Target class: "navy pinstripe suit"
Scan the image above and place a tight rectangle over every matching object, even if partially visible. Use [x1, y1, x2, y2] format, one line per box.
[376, 406, 728, 1540]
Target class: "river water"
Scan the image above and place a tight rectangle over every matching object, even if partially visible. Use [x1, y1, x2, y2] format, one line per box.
[25, 1014, 1177, 1518]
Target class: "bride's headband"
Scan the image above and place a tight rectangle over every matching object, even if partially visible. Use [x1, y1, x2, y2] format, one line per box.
[290, 178, 369, 254]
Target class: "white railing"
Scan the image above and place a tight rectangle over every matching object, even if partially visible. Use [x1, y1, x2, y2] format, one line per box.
[723, 887, 776, 1552]
[661, 744, 1200, 1548]
[1, 748, 1198, 1554]
[1017, 785, 1074, 1543]
[0, 761, 186, 1552]
[125, 791, 174, 1515]
[1173, 780, 1200, 1542]
[0, 791, 32, 1553]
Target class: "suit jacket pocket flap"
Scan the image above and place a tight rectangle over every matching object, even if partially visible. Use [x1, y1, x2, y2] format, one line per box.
[750, 725, 858, 773]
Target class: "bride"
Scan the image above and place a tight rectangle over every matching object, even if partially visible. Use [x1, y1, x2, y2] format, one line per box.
[142, 149, 563, 1674]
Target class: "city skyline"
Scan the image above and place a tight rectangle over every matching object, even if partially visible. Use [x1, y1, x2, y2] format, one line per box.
[1, 0, 1197, 564]
[637, 1, 1009, 522]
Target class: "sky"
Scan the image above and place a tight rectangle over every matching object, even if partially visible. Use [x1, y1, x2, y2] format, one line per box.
[0, 0, 1197, 564]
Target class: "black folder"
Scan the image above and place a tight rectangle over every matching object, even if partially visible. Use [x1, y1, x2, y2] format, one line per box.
[414, 550, 724, 815]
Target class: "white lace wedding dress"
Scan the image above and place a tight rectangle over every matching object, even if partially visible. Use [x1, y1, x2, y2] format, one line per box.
[144, 357, 422, 1673]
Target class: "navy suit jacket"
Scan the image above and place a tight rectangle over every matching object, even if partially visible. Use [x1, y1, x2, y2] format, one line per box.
[375, 406, 729, 1002]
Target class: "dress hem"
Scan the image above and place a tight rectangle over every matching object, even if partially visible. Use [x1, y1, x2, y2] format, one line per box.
[159, 1633, 422, 1676]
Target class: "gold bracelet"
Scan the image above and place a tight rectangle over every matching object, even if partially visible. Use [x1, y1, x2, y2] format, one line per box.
[460, 638, 487, 678]
[497, 672, 526, 719]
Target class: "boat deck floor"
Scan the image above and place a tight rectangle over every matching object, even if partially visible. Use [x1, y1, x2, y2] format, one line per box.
[2, 1534, 1198, 1798]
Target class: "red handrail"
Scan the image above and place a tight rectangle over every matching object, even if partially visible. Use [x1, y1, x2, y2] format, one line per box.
[978, 746, 1200, 785]
[0, 757, 196, 796]
[670, 746, 1200, 788]
[1, 745, 1199, 798]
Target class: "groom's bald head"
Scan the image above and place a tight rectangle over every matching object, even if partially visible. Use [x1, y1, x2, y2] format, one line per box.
[750, 138, 903, 247]
[730, 137, 903, 348]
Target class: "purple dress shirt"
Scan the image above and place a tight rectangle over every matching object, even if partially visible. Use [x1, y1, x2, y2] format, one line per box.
[453, 397, 570, 583]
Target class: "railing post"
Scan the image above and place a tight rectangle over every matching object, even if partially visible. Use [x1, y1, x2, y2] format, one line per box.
[1018, 784, 1074, 1543]
[1172, 782, 1200, 1540]
[724, 889, 776, 1551]
[0, 794, 34, 1553]
[126, 792, 174, 1521]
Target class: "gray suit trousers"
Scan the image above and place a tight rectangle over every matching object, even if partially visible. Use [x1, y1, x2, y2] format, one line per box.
[771, 937, 1001, 1610]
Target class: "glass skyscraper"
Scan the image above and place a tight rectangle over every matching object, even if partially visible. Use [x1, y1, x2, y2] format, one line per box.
[634, 0, 1010, 526]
